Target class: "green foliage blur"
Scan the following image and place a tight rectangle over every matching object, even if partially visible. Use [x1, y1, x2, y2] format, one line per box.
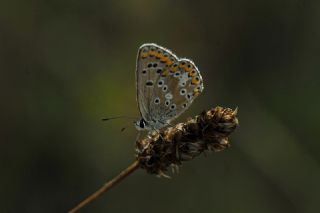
[1, 0, 319, 212]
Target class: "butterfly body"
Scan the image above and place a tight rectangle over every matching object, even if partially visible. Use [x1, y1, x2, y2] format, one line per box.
[135, 43, 204, 132]
[134, 118, 165, 131]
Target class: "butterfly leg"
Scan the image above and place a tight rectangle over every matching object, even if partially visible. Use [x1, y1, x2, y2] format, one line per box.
[150, 127, 165, 141]
[135, 131, 141, 142]
[159, 120, 187, 136]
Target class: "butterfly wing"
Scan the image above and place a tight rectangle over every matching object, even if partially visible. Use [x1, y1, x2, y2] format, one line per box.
[136, 43, 177, 122]
[136, 43, 204, 129]
[159, 58, 204, 125]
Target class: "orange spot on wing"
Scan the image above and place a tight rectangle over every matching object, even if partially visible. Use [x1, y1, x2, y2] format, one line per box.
[170, 66, 178, 73]
[155, 53, 162, 59]
[193, 91, 201, 97]
[179, 63, 187, 69]
[160, 56, 168, 63]
[149, 50, 156, 56]
[193, 88, 201, 97]
[185, 67, 193, 72]
[166, 60, 174, 66]
[189, 70, 197, 77]
[191, 77, 200, 85]
[161, 70, 169, 77]
[141, 53, 148, 58]
[160, 56, 168, 62]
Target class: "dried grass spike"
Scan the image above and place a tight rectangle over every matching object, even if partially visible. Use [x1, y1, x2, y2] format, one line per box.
[69, 106, 239, 213]
[136, 106, 239, 175]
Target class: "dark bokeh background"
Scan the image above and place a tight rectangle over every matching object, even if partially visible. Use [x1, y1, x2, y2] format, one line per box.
[1, 0, 320, 212]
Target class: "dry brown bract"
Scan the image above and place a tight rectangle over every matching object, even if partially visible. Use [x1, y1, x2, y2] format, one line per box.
[136, 106, 239, 176]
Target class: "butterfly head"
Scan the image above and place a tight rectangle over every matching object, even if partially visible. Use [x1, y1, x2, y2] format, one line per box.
[135, 118, 149, 131]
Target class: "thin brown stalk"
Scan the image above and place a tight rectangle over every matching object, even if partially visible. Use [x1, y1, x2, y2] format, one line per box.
[68, 160, 139, 213]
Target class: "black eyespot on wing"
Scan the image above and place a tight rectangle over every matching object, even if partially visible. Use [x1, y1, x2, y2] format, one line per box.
[158, 80, 164, 86]
[180, 89, 186, 95]
[170, 104, 176, 110]
[154, 97, 160, 104]
[153, 63, 158, 68]
[142, 69, 147, 74]
[156, 68, 162, 74]
[147, 63, 152, 68]
[162, 85, 168, 92]
[186, 93, 192, 100]
[146, 81, 154, 87]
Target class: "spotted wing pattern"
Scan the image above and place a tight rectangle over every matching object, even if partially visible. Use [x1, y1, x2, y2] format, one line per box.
[136, 43, 204, 129]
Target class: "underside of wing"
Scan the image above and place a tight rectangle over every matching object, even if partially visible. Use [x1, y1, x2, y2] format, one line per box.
[136, 43, 177, 121]
[157, 58, 204, 124]
[136, 43, 204, 128]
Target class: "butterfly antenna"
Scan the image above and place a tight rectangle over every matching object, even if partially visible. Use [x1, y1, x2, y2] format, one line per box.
[101, 116, 138, 132]
[101, 116, 138, 121]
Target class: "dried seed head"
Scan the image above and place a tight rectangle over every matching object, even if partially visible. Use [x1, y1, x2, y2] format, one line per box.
[136, 106, 239, 176]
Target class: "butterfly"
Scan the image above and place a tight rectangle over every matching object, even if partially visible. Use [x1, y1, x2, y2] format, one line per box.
[134, 43, 204, 132]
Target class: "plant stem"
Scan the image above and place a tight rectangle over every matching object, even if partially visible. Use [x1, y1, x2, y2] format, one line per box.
[68, 160, 139, 213]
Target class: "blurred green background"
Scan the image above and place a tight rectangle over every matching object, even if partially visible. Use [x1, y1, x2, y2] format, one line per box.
[1, 0, 320, 212]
